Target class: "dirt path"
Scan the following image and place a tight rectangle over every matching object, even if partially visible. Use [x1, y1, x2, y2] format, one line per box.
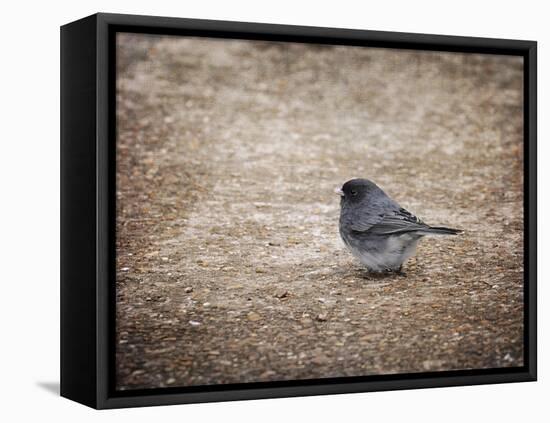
[115, 34, 524, 390]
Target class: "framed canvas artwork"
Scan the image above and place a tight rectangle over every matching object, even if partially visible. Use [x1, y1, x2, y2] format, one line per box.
[61, 13, 537, 408]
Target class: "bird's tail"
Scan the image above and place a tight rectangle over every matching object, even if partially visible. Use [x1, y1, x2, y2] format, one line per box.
[421, 226, 462, 236]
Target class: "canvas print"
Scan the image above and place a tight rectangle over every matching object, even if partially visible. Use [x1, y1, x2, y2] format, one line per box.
[115, 33, 524, 390]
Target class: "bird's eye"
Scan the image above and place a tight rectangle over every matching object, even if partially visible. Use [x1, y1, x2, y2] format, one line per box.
[351, 190, 358, 196]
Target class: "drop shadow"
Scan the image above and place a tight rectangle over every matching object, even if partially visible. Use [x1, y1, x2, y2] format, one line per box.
[36, 381, 60, 396]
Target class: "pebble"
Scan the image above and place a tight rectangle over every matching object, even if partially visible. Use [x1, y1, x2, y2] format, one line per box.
[422, 359, 445, 370]
[247, 311, 262, 321]
[311, 355, 328, 365]
[260, 370, 277, 378]
[275, 291, 290, 299]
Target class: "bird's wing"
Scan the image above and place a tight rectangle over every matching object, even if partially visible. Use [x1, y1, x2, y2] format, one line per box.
[364, 208, 430, 235]
[347, 195, 403, 233]
[348, 208, 387, 232]
[347, 198, 397, 232]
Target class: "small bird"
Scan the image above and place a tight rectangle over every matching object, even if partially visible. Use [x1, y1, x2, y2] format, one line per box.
[337, 178, 461, 273]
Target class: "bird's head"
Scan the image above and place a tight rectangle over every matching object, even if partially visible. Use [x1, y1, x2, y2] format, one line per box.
[335, 178, 380, 205]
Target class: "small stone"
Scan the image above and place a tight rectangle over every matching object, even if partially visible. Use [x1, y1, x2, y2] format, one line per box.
[311, 354, 328, 365]
[189, 320, 201, 327]
[422, 359, 445, 370]
[166, 378, 176, 384]
[121, 267, 130, 272]
[275, 291, 290, 299]
[316, 313, 328, 322]
[260, 370, 277, 378]
[247, 311, 262, 321]
[184, 287, 193, 293]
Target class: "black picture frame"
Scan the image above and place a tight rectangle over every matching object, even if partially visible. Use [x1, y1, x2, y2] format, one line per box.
[61, 12, 537, 409]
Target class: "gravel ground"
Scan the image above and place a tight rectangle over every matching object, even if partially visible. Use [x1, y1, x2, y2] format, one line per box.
[115, 33, 524, 390]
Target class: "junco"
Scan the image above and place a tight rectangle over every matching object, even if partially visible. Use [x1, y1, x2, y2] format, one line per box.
[337, 178, 461, 273]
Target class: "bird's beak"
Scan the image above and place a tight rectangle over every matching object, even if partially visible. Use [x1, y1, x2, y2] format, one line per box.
[334, 187, 345, 197]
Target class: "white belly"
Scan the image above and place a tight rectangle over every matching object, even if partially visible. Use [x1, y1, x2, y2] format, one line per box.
[348, 234, 420, 272]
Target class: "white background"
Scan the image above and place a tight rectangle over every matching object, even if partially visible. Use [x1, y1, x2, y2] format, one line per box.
[0, 0, 546, 421]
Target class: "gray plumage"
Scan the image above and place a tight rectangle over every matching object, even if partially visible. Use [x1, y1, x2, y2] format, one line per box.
[337, 178, 461, 272]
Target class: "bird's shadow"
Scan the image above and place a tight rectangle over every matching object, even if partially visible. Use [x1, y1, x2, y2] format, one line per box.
[36, 381, 60, 396]
[330, 266, 407, 285]
[355, 269, 405, 281]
